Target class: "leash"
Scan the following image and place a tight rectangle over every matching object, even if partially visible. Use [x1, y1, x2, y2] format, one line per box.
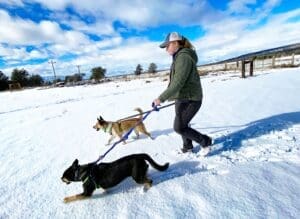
[117, 102, 175, 121]
[93, 102, 175, 164]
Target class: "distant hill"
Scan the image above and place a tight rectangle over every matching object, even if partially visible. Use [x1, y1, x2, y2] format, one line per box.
[202, 42, 300, 66]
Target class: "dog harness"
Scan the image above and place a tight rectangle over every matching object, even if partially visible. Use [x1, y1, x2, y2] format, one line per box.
[82, 165, 101, 189]
[83, 175, 101, 189]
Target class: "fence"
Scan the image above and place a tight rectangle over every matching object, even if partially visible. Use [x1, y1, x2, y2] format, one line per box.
[198, 54, 300, 74]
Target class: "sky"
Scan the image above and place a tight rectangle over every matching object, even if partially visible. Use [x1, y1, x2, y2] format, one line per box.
[0, 67, 299, 218]
[0, 0, 300, 78]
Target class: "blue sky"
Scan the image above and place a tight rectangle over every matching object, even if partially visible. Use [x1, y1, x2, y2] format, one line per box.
[0, 0, 299, 77]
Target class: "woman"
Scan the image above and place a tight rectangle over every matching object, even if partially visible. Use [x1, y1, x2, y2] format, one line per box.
[153, 32, 212, 154]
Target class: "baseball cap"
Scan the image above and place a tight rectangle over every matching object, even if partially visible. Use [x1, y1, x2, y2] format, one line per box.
[159, 32, 183, 48]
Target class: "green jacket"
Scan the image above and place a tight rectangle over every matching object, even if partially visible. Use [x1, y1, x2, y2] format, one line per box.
[159, 48, 203, 102]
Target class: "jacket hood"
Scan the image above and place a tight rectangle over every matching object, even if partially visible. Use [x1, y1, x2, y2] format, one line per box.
[177, 48, 198, 63]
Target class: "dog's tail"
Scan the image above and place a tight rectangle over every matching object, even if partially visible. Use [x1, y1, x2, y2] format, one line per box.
[134, 107, 143, 120]
[139, 154, 169, 171]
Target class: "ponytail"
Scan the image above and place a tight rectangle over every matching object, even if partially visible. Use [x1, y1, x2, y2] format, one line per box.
[179, 36, 195, 50]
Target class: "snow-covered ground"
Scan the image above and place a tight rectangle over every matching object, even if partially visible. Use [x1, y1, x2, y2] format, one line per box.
[0, 68, 299, 218]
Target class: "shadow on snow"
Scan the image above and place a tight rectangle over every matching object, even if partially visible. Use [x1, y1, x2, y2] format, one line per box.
[90, 160, 203, 199]
[209, 111, 300, 156]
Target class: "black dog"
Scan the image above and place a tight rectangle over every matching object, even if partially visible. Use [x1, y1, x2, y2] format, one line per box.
[61, 153, 169, 203]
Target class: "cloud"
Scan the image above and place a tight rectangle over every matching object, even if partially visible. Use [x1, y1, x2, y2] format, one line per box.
[227, 0, 281, 15]
[56, 38, 170, 76]
[65, 18, 116, 36]
[0, 0, 23, 6]
[195, 7, 300, 63]
[50, 11, 117, 36]
[32, 0, 71, 10]
[227, 0, 257, 14]
[0, 9, 93, 47]
[0, 8, 94, 61]
[29, 0, 216, 29]
[0, 0, 299, 78]
[0, 44, 48, 62]
[256, 0, 282, 16]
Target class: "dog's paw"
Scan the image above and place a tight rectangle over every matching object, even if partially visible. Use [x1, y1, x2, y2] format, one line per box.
[143, 185, 151, 193]
[143, 182, 152, 192]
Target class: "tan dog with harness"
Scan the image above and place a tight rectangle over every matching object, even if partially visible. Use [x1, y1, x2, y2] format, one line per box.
[93, 108, 153, 145]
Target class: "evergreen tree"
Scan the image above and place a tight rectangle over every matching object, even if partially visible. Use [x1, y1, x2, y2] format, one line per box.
[148, 63, 157, 73]
[90, 67, 106, 81]
[28, 74, 44, 87]
[134, 64, 143, 75]
[11, 68, 29, 86]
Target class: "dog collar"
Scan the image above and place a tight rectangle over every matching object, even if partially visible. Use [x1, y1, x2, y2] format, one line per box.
[103, 123, 112, 134]
[82, 173, 101, 189]
[82, 176, 89, 185]
[85, 177, 100, 188]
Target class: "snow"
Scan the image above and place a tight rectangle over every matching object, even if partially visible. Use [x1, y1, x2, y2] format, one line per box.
[0, 67, 299, 218]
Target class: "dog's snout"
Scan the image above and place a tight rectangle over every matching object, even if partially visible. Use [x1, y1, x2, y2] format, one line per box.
[93, 125, 99, 130]
[61, 177, 71, 184]
[93, 125, 100, 131]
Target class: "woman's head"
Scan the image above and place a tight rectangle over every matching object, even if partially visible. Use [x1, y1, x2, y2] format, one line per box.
[159, 32, 195, 55]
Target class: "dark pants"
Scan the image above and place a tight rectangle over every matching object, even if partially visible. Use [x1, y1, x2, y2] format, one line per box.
[174, 100, 210, 149]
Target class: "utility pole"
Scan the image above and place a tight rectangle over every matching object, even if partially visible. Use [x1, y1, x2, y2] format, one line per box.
[76, 65, 81, 75]
[48, 60, 57, 84]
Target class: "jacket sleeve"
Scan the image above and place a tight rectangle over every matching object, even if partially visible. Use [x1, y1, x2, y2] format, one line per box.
[159, 54, 193, 102]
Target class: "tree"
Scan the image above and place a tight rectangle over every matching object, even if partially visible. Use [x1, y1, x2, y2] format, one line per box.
[28, 74, 44, 87]
[148, 63, 157, 73]
[134, 64, 143, 75]
[90, 67, 106, 81]
[11, 68, 29, 86]
[0, 71, 9, 91]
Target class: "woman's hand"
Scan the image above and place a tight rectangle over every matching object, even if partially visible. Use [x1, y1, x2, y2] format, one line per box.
[152, 98, 161, 106]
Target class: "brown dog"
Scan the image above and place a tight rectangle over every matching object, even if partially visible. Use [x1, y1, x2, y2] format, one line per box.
[93, 108, 153, 145]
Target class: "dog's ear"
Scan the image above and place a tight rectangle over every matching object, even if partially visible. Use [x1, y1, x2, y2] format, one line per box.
[72, 159, 79, 168]
[97, 116, 103, 122]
